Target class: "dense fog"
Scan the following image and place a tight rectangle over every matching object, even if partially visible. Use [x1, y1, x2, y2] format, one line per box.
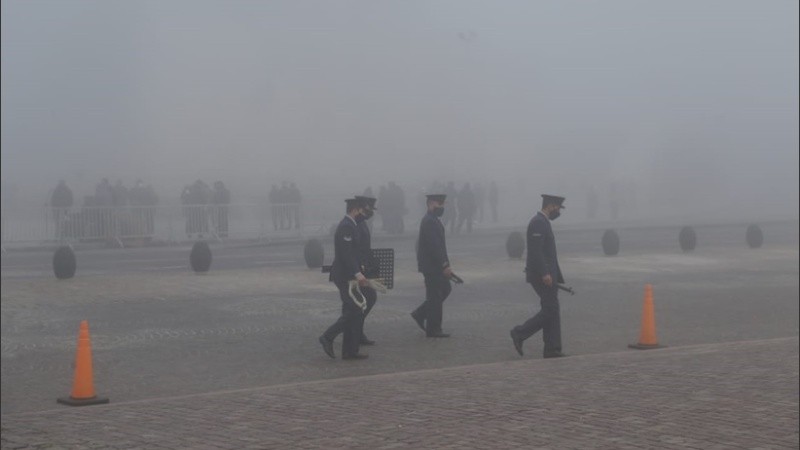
[2, 0, 798, 225]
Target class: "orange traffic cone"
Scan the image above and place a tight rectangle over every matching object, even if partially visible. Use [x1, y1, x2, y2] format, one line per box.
[57, 320, 109, 406]
[628, 284, 665, 350]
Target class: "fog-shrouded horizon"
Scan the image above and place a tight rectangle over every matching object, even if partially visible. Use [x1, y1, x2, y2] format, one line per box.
[2, 0, 798, 225]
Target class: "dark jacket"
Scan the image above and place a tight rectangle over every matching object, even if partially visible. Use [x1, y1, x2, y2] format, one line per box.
[417, 211, 450, 274]
[330, 215, 362, 284]
[525, 211, 564, 284]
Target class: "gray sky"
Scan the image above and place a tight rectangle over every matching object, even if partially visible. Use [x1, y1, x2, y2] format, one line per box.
[2, 0, 798, 221]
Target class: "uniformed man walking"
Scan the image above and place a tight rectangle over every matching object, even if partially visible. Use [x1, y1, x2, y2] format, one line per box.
[510, 194, 568, 358]
[319, 198, 370, 360]
[411, 194, 456, 338]
[354, 195, 379, 346]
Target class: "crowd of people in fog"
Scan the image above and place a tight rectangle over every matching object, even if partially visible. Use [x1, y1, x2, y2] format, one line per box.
[44, 179, 306, 242]
[180, 180, 231, 238]
[362, 180, 500, 237]
[42, 177, 512, 242]
[40, 176, 637, 244]
[48, 178, 159, 240]
[269, 182, 302, 231]
[429, 180, 499, 234]
[374, 182, 406, 235]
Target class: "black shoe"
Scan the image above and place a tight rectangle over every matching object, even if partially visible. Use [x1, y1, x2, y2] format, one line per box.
[360, 336, 375, 346]
[318, 336, 335, 359]
[543, 351, 568, 359]
[510, 330, 524, 357]
[426, 331, 451, 338]
[342, 353, 369, 360]
[410, 312, 426, 332]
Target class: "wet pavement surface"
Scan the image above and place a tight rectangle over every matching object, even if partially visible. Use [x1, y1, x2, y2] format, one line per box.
[2, 221, 798, 439]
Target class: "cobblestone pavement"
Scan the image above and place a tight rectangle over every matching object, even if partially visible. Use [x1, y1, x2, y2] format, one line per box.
[1, 337, 797, 449]
[2, 223, 798, 417]
[2, 221, 798, 447]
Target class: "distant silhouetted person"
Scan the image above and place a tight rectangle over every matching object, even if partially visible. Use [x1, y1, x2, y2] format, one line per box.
[129, 179, 147, 235]
[112, 180, 128, 207]
[363, 186, 375, 233]
[181, 185, 192, 235]
[269, 184, 280, 231]
[385, 181, 406, 234]
[377, 185, 388, 231]
[288, 182, 301, 229]
[184, 180, 210, 237]
[144, 184, 158, 235]
[95, 178, 114, 237]
[193, 180, 211, 236]
[111, 180, 129, 236]
[443, 181, 458, 233]
[279, 181, 290, 229]
[456, 183, 476, 233]
[51, 180, 73, 240]
[394, 182, 406, 234]
[95, 178, 113, 206]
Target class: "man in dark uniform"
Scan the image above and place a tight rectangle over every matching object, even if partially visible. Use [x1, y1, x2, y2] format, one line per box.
[411, 194, 456, 338]
[319, 198, 370, 360]
[354, 195, 379, 346]
[510, 194, 568, 358]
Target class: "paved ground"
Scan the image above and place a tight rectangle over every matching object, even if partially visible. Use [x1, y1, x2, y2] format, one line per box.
[1, 221, 798, 447]
[1, 337, 797, 449]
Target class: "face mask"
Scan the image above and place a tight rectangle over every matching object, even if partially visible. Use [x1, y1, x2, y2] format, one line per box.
[548, 210, 561, 221]
[355, 213, 367, 223]
[433, 207, 445, 217]
[363, 209, 374, 220]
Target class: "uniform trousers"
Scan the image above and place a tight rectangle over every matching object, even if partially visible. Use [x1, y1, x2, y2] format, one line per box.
[512, 281, 562, 355]
[322, 281, 363, 357]
[412, 273, 452, 334]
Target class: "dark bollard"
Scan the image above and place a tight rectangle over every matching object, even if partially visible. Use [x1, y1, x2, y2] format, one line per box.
[506, 231, 525, 259]
[53, 245, 77, 279]
[601, 229, 620, 256]
[304, 239, 324, 269]
[679, 226, 697, 252]
[746, 224, 763, 248]
[190, 241, 212, 273]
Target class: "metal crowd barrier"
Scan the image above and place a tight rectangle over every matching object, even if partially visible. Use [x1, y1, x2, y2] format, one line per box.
[0, 202, 342, 248]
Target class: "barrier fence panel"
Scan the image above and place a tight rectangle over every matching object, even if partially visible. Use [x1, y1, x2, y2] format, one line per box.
[1, 200, 345, 247]
[1, 206, 51, 245]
